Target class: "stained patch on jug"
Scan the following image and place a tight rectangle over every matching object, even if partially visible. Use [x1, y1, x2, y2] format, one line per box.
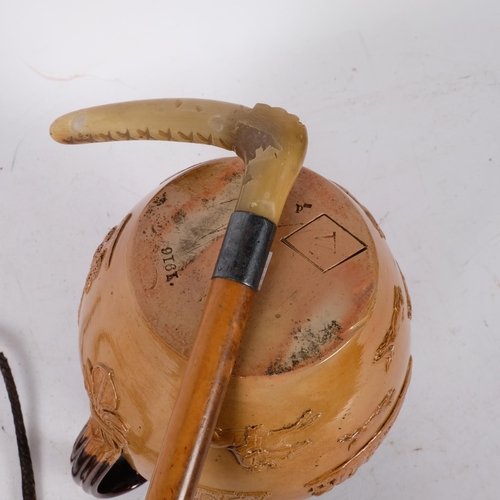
[265, 320, 342, 375]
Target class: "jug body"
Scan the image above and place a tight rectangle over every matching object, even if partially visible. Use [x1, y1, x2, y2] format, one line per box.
[73, 157, 411, 499]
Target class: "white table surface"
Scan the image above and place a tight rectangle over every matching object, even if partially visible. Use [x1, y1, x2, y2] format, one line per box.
[1, 1, 499, 499]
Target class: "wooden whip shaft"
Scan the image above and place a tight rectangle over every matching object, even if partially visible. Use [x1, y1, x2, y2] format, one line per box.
[145, 278, 255, 500]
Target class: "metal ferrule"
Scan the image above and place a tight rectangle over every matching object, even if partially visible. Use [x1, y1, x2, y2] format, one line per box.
[212, 211, 276, 290]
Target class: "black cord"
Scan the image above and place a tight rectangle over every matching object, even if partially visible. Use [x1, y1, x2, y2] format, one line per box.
[0, 352, 36, 500]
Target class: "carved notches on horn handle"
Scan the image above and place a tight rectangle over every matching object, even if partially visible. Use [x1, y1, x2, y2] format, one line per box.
[49, 99, 248, 153]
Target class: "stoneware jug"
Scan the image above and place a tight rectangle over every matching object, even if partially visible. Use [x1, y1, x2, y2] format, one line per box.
[50, 99, 412, 500]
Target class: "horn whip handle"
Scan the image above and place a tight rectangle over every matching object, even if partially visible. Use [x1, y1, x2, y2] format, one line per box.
[50, 98, 307, 500]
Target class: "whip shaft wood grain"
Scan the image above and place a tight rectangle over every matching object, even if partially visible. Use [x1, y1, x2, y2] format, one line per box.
[145, 278, 255, 500]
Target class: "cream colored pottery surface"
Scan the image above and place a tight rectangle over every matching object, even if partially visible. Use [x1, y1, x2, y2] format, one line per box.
[1, 2, 500, 500]
[77, 157, 410, 499]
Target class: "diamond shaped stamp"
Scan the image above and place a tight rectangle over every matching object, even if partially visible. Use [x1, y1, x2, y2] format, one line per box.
[281, 214, 367, 272]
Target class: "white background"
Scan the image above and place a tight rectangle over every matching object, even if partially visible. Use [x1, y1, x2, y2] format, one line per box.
[1, 1, 499, 499]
